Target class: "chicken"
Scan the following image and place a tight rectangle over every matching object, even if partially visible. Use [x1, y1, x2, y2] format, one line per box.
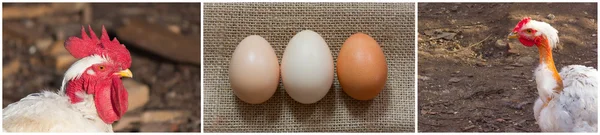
[508, 17, 598, 132]
[2, 26, 133, 132]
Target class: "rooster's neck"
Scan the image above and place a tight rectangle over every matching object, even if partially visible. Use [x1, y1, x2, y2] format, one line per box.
[65, 79, 86, 104]
[534, 36, 563, 103]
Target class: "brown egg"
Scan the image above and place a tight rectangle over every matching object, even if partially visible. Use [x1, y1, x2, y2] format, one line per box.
[336, 33, 387, 100]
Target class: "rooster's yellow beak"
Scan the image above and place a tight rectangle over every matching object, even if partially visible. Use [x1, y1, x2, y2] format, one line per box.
[508, 32, 518, 39]
[117, 69, 133, 78]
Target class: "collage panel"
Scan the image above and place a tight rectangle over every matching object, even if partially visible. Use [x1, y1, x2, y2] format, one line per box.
[203, 2, 415, 132]
[2, 3, 201, 132]
[418, 3, 598, 132]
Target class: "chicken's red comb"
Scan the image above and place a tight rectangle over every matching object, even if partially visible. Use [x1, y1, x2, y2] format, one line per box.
[513, 17, 531, 32]
[65, 25, 131, 69]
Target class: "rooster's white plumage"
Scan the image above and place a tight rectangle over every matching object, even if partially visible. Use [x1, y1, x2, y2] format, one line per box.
[3, 91, 113, 132]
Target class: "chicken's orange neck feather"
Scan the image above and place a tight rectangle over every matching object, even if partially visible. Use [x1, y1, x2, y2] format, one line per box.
[536, 36, 564, 94]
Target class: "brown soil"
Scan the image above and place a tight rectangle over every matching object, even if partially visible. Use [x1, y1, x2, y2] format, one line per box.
[418, 3, 597, 132]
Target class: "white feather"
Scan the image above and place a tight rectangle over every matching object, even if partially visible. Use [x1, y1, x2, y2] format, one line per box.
[521, 20, 560, 49]
[534, 63, 560, 102]
[534, 65, 598, 132]
[2, 91, 112, 132]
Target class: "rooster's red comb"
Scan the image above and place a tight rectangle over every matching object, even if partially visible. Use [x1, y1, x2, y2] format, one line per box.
[64, 25, 131, 69]
[513, 17, 531, 32]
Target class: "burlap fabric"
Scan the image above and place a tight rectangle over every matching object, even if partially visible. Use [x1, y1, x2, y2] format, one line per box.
[203, 3, 415, 132]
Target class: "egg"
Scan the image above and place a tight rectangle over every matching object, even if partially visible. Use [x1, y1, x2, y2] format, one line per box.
[281, 30, 334, 104]
[337, 33, 387, 100]
[229, 35, 280, 104]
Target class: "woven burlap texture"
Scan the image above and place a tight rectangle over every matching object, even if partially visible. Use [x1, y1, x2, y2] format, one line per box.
[203, 3, 415, 132]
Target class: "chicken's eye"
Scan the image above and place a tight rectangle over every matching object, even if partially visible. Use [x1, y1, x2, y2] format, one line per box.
[99, 66, 105, 70]
[525, 29, 532, 33]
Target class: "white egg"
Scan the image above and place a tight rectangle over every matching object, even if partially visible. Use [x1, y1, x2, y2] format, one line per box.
[281, 30, 334, 104]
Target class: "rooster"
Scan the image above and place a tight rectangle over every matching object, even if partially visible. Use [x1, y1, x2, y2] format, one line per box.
[2, 26, 133, 132]
[508, 17, 598, 132]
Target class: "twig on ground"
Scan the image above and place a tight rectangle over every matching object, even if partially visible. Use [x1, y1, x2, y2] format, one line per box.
[448, 34, 492, 53]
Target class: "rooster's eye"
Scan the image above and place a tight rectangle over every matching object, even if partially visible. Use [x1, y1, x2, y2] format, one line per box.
[99, 66, 105, 70]
[525, 29, 532, 33]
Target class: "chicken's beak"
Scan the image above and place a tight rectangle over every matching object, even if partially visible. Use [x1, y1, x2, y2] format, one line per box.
[508, 32, 518, 39]
[117, 69, 133, 78]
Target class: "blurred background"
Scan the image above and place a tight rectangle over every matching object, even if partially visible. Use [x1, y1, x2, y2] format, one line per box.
[2, 3, 200, 132]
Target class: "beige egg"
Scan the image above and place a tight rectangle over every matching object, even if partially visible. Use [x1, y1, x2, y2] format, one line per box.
[229, 35, 280, 104]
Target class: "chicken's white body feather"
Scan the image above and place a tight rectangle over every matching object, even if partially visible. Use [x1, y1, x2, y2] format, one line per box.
[533, 65, 598, 132]
[2, 91, 113, 132]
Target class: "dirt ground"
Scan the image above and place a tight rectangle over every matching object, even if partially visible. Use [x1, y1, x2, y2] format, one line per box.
[2, 3, 200, 132]
[417, 3, 597, 132]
